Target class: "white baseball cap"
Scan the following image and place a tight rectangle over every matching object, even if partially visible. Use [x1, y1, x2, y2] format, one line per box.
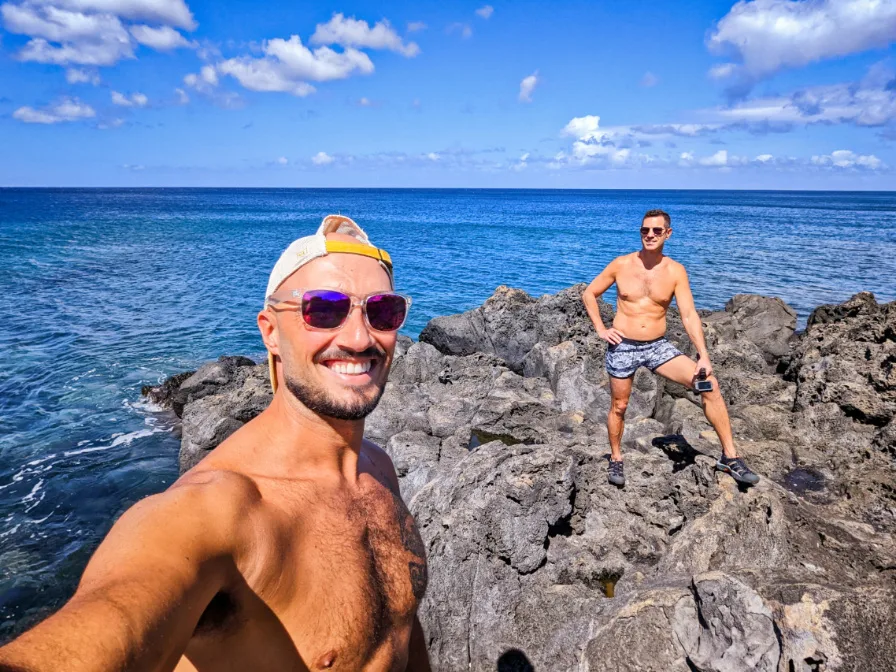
[265, 214, 393, 300]
[264, 214, 394, 392]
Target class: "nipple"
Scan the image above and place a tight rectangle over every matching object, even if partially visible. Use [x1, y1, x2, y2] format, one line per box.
[314, 650, 337, 669]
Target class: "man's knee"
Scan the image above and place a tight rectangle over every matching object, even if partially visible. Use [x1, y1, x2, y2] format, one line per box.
[610, 396, 630, 417]
[701, 375, 723, 401]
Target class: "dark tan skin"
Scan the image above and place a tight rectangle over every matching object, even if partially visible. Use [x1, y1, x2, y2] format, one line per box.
[582, 215, 739, 463]
[0, 235, 431, 672]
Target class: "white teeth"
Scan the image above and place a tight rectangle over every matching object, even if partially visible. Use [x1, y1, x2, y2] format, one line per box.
[328, 360, 372, 375]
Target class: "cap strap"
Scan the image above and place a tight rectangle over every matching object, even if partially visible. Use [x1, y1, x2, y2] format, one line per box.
[324, 240, 392, 267]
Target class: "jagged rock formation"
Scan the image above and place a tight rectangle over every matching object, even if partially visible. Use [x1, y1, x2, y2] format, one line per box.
[145, 286, 896, 672]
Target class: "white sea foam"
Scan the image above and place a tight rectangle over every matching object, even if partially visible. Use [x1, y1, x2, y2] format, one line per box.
[62, 427, 161, 457]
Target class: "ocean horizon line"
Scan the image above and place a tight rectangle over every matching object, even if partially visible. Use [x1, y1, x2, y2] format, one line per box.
[2, 186, 896, 194]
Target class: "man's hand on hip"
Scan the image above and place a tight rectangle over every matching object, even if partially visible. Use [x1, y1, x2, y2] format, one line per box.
[598, 327, 625, 345]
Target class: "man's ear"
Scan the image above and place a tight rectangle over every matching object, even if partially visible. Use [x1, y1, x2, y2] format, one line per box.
[257, 308, 280, 356]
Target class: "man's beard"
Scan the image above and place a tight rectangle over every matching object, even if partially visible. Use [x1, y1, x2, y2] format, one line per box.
[283, 347, 388, 420]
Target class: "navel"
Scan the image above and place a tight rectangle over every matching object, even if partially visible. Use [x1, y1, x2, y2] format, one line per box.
[314, 650, 338, 669]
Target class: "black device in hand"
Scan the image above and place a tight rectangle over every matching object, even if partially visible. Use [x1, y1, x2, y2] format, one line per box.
[694, 368, 713, 393]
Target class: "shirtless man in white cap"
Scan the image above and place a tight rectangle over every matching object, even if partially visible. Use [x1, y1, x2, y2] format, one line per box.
[0, 216, 431, 671]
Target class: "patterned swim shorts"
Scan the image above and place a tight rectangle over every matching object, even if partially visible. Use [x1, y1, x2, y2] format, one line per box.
[605, 337, 684, 379]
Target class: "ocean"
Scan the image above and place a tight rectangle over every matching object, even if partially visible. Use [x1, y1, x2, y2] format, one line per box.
[1, 188, 895, 641]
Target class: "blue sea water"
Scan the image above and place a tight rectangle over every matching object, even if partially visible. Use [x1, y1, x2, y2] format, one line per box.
[1, 187, 895, 641]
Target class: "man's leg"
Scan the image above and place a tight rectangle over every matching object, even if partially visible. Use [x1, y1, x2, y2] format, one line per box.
[652, 355, 736, 456]
[653, 355, 759, 484]
[607, 375, 633, 486]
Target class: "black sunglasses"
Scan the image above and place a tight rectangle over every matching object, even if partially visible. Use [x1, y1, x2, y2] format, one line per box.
[640, 226, 667, 236]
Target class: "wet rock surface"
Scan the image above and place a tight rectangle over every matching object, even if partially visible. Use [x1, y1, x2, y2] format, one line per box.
[145, 287, 896, 671]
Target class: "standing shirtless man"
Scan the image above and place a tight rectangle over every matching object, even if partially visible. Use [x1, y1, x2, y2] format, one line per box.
[582, 209, 759, 488]
[0, 216, 431, 672]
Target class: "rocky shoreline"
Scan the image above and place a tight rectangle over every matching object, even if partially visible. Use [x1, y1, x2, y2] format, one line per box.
[145, 286, 895, 672]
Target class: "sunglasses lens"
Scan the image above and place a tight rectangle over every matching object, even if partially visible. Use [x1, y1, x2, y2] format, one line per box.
[365, 294, 408, 331]
[302, 290, 351, 329]
[640, 227, 650, 236]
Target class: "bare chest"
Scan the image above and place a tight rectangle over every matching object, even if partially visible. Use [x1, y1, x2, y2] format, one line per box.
[616, 264, 675, 306]
[184, 482, 427, 671]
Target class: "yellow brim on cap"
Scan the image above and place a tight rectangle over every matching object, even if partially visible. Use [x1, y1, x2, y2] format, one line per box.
[323, 240, 392, 268]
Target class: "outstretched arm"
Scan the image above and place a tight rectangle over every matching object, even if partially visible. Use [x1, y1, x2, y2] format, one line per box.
[0, 472, 253, 672]
[582, 258, 625, 345]
[673, 266, 712, 377]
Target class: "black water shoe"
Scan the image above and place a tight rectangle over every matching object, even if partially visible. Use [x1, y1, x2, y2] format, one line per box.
[716, 455, 759, 485]
[608, 459, 626, 486]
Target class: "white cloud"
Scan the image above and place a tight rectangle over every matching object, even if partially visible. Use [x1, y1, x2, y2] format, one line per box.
[755, 153, 774, 162]
[519, 71, 539, 103]
[1, 0, 197, 68]
[13, 96, 95, 123]
[447, 22, 472, 39]
[563, 115, 601, 138]
[183, 64, 218, 91]
[358, 96, 372, 106]
[426, 152, 440, 161]
[640, 71, 658, 87]
[407, 21, 426, 32]
[312, 151, 334, 165]
[708, 0, 896, 86]
[700, 149, 728, 166]
[111, 90, 147, 106]
[275, 156, 288, 165]
[811, 149, 885, 170]
[475, 5, 494, 19]
[511, 152, 529, 171]
[130, 24, 192, 50]
[711, 64, 896, 128]
[216, 35, 373, 96]
[47, 0, 195, 30]
[310, 13, 419, 57]
[122, 163, 144, 170]
[65, 66, 99, 84]
[175, 87, 188, 104]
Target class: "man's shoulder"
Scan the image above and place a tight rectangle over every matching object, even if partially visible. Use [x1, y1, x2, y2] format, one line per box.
[663, 256, 687, 275]
[155, 468, 263, 534]
[610, 252, 638, 268]
[362, 439, 401, 490]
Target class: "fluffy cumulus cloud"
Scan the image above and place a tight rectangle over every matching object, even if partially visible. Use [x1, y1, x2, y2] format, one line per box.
[811, 149, 885, 170]
[475, 5, 494, 19]
[129, 24, 192, 50]
[111, 90, 147, 106]
[0, 0, 197, 67]
[12, 96, 95, 123]
[310, 13, 419, 57]
[519, 71, 539, 102]
[311, 151, 335, 165]
[200, 13, 419, 99]
[708, 0, 896, 90]
[214, 36, 372, 96]
[557, 115, 646, 167]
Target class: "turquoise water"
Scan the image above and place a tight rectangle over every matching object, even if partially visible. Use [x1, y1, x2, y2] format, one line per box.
[1, 188, 895, 640]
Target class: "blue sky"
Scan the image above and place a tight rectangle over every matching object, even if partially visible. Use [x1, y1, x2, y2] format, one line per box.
[1, 0, 895, 188]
